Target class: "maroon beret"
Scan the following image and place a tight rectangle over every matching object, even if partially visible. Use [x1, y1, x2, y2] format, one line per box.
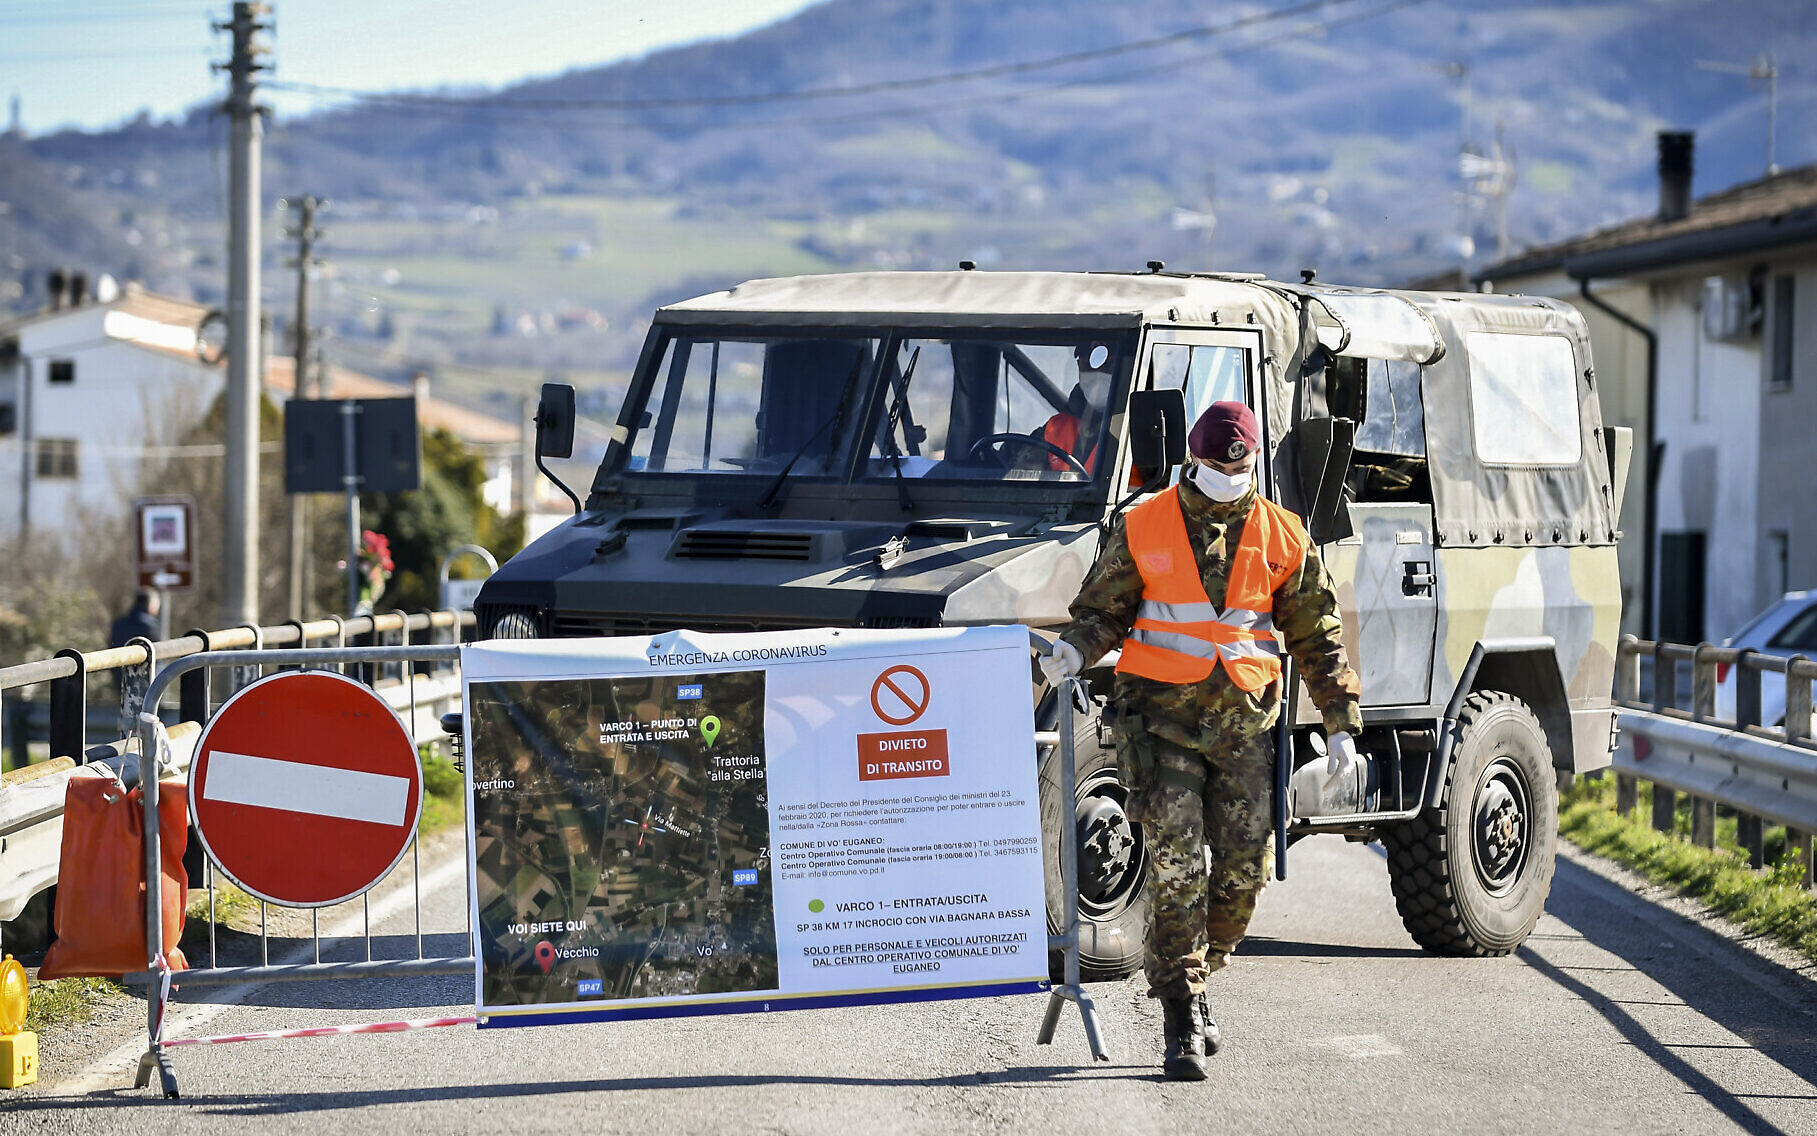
[1188, 401, 1261, 462]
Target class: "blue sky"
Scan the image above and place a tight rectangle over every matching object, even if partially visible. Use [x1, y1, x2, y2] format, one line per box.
[0, 0, 824, 134]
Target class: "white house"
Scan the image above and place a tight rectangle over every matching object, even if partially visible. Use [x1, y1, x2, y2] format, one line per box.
[1477, 135, 1817, 644]
[0, 283, 525, 557]
[0, 286, 223, 551]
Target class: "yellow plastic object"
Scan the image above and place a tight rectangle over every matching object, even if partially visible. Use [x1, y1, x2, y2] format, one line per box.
[0, 956, 25, 1035]
[0, 1031, 38, 1088]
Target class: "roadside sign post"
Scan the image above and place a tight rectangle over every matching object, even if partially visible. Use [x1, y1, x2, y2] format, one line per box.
[134, 496, 196, 640]
[284, 396, 421, 617]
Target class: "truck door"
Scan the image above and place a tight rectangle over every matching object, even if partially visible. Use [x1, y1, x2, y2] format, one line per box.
[1135, 328, 1266, 493]
[1327, 356, 1438, 707]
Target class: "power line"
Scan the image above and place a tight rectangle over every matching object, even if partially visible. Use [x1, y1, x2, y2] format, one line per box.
[0, 46, 213, 63]
[0, 8, 213, 26]
[271, 0, 1428, 136]
[264, 0, 1371, 112]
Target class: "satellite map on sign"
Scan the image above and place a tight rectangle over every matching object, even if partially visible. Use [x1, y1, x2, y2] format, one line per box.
[468, 670, 776, 1007]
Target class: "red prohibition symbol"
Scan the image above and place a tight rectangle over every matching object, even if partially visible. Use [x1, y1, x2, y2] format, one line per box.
[870, 664, 931, 726]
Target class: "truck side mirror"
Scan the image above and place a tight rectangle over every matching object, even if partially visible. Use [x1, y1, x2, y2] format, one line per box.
[1297, 415, 1356, 544]
[1598, 425, 1632, 521]
[1127, 388, 1187, 472]
[535, 383, 576, 460]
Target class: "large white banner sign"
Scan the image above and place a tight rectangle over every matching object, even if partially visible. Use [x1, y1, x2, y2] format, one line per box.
[461, 625, 1046, 1028]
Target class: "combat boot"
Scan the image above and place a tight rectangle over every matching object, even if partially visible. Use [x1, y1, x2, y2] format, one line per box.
[1161, 996, 1207, 1081]
[1199, 993, 1223, 1056]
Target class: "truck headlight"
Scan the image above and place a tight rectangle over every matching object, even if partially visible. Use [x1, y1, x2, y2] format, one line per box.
[490, 611, 540, 640]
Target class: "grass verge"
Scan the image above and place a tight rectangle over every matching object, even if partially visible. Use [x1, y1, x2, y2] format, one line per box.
[22, 975, 125, 1033]
[1559, 776, 1817, 962]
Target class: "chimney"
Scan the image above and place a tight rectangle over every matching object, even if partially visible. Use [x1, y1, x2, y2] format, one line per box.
[46, 268, 66, 310]
[1658, 131, 1694, 224]
[68, 271, 87, 307]
[412, 370, 431, 406]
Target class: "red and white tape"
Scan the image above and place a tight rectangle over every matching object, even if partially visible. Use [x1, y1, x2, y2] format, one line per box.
[162, 1015, 476, 1048]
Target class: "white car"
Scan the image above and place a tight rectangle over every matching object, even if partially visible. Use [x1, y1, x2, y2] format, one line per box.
[1713, 591, 1817, 727]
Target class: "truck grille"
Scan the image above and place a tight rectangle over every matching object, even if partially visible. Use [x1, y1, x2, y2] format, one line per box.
[547, 612, 941, 638]
[670, 529, 816, 561]
[549, 614, 825, 638]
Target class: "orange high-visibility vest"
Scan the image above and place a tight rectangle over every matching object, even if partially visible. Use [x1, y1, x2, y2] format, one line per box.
[1114, 487, 1308, 690]
[1043, 414, 1098, 474]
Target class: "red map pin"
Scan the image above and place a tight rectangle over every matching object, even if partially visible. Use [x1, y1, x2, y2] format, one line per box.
[534, 942, 556, 973]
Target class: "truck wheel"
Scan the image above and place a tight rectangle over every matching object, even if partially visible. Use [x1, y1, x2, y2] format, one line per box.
[1038, 702, 1146, 983]
[1382, 691, 1557, 956]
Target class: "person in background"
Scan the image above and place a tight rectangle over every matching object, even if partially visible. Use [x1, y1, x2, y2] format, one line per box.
[110, 589, 160, 650]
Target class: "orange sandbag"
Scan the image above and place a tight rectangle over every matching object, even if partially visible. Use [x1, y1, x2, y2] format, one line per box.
[38, 777, 189, 979]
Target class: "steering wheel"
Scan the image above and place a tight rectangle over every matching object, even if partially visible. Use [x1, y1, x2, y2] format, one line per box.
[966, 432, 1091, 478]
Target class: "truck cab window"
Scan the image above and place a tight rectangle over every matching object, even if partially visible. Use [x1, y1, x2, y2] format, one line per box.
[1341, 356, 1430, 504]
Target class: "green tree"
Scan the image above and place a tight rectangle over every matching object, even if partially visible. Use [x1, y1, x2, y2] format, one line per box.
[360, 428, 524, 613]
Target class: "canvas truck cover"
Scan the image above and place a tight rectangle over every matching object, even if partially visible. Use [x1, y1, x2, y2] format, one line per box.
[1405, 291, 1618, 550]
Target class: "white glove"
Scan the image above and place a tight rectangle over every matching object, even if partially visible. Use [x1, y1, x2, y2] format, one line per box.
[1040, 639, 1084, 686]
[1325, 730, 1359, 787]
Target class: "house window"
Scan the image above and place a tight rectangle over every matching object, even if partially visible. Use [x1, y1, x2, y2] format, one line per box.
[1769, 274, 1795, 390]
[48, 359, 74, 384]
[34, 437, 78, 479]
[0, 404, 14, 436]
[1768, 530, 1790, 599]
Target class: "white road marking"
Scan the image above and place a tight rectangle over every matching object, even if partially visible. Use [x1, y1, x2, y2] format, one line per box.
[47, 851, 470, 1095]
[1322, 1034, 1405, 1058]
[203, 751, 410, 826]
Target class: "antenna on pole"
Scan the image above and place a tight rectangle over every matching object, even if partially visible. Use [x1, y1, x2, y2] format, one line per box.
[1697, 54, 1779, 175]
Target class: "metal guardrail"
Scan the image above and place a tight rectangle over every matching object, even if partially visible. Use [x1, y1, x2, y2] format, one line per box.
[0, 608, 474, 766]
[0, 610, 474, 931]
[1612, 635, 1816, 879]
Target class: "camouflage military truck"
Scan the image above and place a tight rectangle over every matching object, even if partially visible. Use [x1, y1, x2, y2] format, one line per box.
[476, 270, 1630, 981]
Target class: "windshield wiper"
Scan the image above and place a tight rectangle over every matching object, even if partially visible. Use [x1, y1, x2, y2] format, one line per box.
[880, 346, 921, 512]
[755, 352, 865, 511]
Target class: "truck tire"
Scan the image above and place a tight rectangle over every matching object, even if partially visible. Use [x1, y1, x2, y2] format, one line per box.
[1382, 691, 1557, 956]
[1039, 701, 1146, 983]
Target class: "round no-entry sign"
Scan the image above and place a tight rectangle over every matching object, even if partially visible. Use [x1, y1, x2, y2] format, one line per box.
[190, 670, 423, 907]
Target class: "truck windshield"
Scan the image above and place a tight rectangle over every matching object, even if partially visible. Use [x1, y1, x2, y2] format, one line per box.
[618, 327, 1129, 486]
[863, 334, 1124, 483]
[626, 334, 878, 475]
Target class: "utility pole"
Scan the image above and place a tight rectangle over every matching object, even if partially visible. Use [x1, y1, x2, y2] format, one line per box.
[283, 194, 321, 619]
[215, 2, 270, 627]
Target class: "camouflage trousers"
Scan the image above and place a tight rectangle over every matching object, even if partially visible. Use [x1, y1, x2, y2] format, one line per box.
[1118, 724, 1274, 1000]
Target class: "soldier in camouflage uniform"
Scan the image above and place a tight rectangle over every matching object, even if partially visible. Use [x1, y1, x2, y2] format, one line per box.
[1043, 401, 1362, 1081]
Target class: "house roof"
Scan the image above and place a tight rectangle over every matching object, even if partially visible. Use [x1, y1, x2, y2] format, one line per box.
[1477, 163, 1817, 283]
[0, 286, 211, 340]
[263, 358, 519, 446]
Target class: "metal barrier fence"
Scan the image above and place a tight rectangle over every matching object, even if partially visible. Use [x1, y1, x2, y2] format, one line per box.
[133, 643, 472, 1098]
[1612, 635, 1816, 883]
[0, 610, 474, 940]
[126, 641, 1107, 1099]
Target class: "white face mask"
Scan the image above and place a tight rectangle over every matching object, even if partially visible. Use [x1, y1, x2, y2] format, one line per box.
[1079, 371, 1112, 406]
[1190, 462, 1252, 502]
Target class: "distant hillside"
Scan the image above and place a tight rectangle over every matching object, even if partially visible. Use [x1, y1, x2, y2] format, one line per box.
[11, 0, 1815, 408]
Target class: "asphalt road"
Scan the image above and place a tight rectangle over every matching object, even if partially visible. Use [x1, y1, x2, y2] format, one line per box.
[7, 835, 1816, 1135]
